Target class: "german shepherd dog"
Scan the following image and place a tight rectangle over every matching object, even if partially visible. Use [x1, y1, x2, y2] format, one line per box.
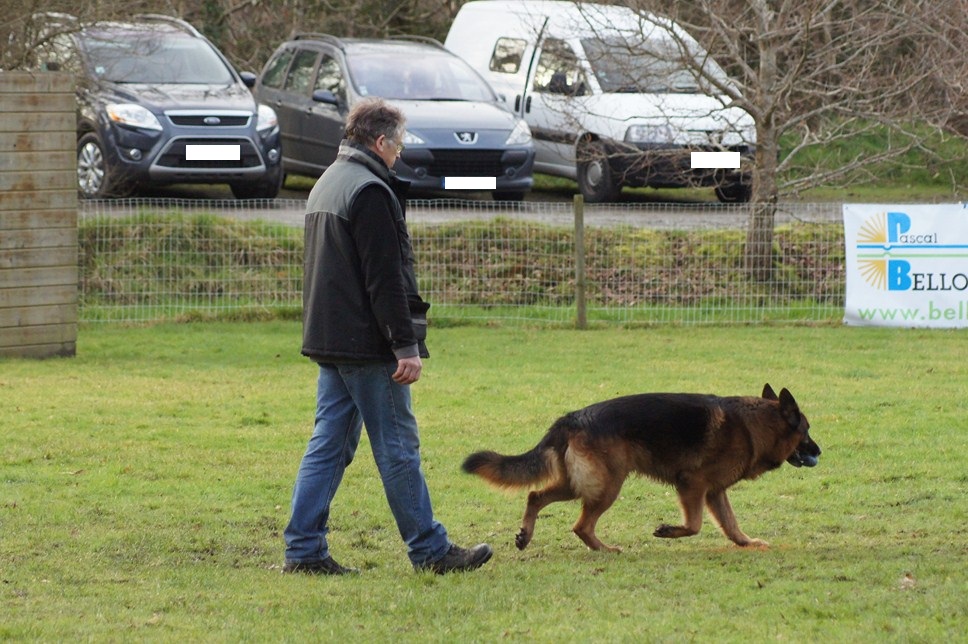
[462, 384, 820, 552]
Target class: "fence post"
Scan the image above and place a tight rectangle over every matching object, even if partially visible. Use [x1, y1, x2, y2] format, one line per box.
[573, 194, 587, 329]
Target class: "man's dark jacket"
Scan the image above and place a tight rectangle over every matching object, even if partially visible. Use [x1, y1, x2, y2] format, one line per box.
[301, 140, 429, 363]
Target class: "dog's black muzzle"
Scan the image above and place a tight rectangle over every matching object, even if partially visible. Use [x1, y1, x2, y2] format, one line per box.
[787, 433, 821, 468]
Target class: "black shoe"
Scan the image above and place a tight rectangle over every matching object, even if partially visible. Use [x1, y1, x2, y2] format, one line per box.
[282, 555, 359, 576]
[419, 543, 493, 575]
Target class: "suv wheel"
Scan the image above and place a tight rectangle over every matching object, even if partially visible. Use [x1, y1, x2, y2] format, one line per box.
[577, 139, 621, 203]
[230, 166, 282, 199]
[77, 133, 133, 199]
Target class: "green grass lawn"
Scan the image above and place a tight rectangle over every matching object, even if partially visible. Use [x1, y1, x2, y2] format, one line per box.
[2, 322, 965, 641]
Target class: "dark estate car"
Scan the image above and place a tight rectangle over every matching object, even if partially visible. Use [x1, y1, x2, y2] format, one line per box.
[255, 35, 535, 200]
[36, 14, 282, 199]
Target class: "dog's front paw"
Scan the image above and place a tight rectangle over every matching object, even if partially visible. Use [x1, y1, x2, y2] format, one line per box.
[515, 528, 532, 550]
[738, 538, 770, 549]
[653, 524, 690, 539]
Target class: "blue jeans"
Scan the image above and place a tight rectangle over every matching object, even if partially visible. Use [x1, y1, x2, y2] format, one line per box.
[283, 362, 450, 567]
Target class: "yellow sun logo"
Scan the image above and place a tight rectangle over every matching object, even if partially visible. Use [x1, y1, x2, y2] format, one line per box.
[858, 259, 887, 290]
[858, 214, 887, 245]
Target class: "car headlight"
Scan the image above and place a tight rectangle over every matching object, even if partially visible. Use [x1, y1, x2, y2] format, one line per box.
[625, 124, 675, 144]
[257, 104, 278, 134]
[505, 119, 532, 146]
[105, 103, 162, 131]
[402, 130, 425, 146]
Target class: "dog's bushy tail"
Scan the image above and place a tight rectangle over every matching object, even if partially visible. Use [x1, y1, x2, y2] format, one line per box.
[462, 419, 569, 488]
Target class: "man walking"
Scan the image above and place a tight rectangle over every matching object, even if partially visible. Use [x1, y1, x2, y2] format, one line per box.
[283, 98, 492, 575]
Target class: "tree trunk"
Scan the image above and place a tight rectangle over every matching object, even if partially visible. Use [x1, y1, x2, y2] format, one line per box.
[746, 0, 778, 281]
[746, 129, 779, 281]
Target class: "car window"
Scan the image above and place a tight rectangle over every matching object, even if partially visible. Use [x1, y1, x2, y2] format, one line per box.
[533, 39, 588, 96]
[347, 49, 495, 102]
[314, 54, 346, 101]
[80, 28, 234, 84]
[489, 38, 527, 74]
[261, 48, 294, 89]
[284, 49, 319, 95]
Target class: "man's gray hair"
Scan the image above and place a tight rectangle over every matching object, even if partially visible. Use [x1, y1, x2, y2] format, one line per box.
[345, 98, 406, 147]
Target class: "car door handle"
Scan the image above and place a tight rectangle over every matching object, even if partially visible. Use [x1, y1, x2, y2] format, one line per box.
[525, 96, 532, 113]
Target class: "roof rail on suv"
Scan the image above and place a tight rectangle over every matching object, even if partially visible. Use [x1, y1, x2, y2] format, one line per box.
[293, 33, 346, 49]
[134, 13, 203, 37]
[31, 11, 78, 25]
[292, 32, 445, 50]
[31, 11, 80, 34]
[391, 35, 445, 48]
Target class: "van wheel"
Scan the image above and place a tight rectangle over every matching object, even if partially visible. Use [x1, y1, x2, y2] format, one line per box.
[577, 139, 620, 202]
[77, 133, 133, 199]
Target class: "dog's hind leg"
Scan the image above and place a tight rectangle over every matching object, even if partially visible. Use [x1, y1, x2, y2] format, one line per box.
[705, 490, 768, 548]
[517, 483, 576, 550]
[654, 484, 705, 539]
[572, 480, 624, 552]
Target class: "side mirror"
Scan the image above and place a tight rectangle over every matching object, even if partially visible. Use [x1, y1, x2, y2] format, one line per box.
[239, 71, 257, 88]
[312, 89, 339, 106]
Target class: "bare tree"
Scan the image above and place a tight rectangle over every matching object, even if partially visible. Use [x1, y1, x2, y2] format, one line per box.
[624, 0, 968, 278]
[1, 0, 460, 72]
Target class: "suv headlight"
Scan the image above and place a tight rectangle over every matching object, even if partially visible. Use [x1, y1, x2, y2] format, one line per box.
[106, 103, 162, 131]
[505, 119, 532, 146]
[625, 124, 675, 144]
[257, 104, 278, 134]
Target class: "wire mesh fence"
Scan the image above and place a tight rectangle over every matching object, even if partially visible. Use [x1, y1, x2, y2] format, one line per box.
[78, 198, 845, 326]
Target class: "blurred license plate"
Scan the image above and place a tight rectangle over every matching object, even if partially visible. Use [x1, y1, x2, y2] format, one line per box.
[444, 177, 497, 190]
[186, 145, 240, 161]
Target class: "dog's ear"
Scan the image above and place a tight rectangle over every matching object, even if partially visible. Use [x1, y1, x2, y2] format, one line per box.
[762, 383, 778, 400]
[779, 388, 801, 427]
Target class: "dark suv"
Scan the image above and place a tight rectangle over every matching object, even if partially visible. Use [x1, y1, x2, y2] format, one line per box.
[255, 35, 534, 200]
[36, 14, 282, 199]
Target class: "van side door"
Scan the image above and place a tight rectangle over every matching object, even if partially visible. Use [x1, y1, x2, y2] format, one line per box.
[484, 36, 536, 115]
[525, 38, 591, 173]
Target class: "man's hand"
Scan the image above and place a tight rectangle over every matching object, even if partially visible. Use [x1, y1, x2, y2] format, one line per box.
[392, 356, 422, 384]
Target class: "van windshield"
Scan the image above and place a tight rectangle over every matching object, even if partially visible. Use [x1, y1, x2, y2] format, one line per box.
[582, 37, 727, 94]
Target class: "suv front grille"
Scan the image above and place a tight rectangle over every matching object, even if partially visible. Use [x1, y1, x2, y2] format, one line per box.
[156, 138, 263, 169]
[166, 112, 252, 127]
[426, 150, 505, 177]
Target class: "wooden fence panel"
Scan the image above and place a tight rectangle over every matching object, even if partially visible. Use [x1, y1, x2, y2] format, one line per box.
[0, 72, 78, 358]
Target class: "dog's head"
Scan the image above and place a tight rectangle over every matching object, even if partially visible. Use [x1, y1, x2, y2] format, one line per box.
[762, 383, 821, 468]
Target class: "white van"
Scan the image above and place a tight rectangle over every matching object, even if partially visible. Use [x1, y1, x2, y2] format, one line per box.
[445, 0, 755, 202]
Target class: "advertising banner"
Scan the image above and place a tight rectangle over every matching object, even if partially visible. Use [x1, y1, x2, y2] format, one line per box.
[843, 204, 968, 327]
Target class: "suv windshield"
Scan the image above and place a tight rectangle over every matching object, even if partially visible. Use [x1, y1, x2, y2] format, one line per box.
[346, 49, 496, 102]
[582, 37, 728, 94]
[80, 27, 234, 84]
